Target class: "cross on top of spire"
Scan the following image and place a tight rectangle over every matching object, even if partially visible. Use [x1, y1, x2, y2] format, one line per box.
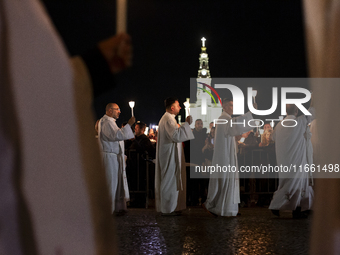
[201, 37, 206, 47]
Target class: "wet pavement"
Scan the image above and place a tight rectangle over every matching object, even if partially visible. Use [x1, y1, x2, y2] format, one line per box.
[116, 207, 311, 255]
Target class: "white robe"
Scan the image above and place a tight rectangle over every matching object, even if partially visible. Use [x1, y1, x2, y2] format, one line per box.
[98, 115, 134, 213]
[155, 112, 194, 213]
[204, 111, 253, 216]
[309, 119, 320, 165]
[269, 107, 315, 211]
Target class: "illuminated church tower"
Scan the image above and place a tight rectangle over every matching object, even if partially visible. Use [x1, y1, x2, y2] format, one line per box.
[186, 38, 222, 129]
[197, 37, 211, 79]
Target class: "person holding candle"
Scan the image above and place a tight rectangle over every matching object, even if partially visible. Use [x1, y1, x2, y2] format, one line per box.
[203, 98, 256, 217]
[155, 98, 194, 215]
[98, 103, 135, 214]
[269, 103, 315, 218]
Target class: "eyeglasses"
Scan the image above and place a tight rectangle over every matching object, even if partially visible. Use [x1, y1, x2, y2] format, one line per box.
[111, 107, 120, 111]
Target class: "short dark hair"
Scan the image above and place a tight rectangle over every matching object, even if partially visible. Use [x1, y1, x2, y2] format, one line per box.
[222, 98, 233, 104]
[135, 121, 146, 130]
[286, 104, 298, 115]
[164, 97, 178, 110]
[195, 119, 202, 122]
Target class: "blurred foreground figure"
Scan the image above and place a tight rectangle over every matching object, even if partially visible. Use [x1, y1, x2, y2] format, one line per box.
[0, 0, 131, 254]
[304, 1, 340, 254]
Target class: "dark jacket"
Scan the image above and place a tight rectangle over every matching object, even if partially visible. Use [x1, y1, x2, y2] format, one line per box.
[129, 134, 156, 158]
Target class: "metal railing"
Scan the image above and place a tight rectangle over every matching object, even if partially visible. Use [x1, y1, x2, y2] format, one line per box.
[126, 149, 154, 208]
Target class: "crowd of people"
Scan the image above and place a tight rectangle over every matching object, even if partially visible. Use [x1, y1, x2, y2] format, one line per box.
[97, 96, 315, 219]
[1, 0, 337, 253]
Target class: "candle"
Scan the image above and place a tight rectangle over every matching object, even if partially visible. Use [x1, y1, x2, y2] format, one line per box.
[255, 120, 260, 133]
[129, 101, 135, 117]
[183, 101, 190, 116]
[117, 0, 127, 33]
[252, 90, 257, 104]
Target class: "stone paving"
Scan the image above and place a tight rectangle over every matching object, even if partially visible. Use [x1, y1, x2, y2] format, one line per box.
[115, 207, 311, 255]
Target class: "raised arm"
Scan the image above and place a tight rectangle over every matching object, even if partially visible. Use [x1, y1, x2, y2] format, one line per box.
[224, 112, 254, 137]
[101, 119, 134, 142]
[165, 117, 194, 143]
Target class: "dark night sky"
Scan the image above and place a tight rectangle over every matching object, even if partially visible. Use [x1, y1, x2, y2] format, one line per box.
[42, 0, 307, 126]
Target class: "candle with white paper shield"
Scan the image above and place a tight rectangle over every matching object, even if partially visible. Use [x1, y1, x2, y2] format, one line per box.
[252, 90, 257, 103]
[129, 101, 135, 116]
[184, 101, 190, 116]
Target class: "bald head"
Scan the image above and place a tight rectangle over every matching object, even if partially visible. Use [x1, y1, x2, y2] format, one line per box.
[106, 103, 116, 112]
[105, 103, 121, 119]
[286, 104, 298, 116]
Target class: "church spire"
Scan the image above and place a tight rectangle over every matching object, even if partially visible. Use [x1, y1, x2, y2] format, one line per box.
[198, 37, 211, 78]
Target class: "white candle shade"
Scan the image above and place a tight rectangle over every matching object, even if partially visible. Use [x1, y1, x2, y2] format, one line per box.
[129, 101, 135, 116]
[252, 90, 257, 97]
[184, 100, 190, 116]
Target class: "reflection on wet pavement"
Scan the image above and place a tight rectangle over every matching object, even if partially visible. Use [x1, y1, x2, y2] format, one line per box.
[116, 207, 310, 254]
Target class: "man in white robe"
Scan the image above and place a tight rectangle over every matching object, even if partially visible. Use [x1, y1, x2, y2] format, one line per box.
[155, 98, 194, 215]
[98, 103, 135, 213]
[203, 98, 255, 217]
[269, 103, 315, 218]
